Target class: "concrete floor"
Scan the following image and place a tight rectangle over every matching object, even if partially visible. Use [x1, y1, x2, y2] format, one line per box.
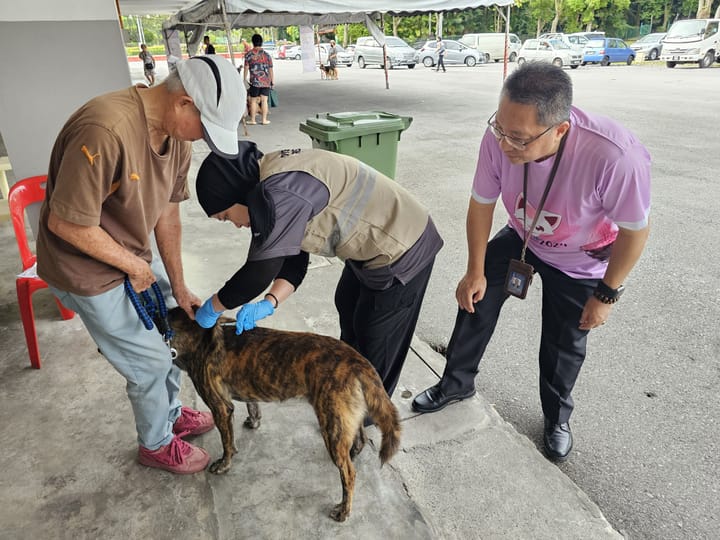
[0, 163, 617, 538]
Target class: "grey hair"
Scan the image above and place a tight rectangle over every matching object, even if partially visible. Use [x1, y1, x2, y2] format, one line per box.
[164, 68, 185, 94]
[501, 61, 572, 126]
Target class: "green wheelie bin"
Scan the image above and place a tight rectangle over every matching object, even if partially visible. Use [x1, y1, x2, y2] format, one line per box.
[299, 111, 412, 179]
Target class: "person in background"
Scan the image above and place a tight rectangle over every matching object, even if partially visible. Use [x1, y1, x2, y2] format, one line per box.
[238, 37, 252, 68]
[203, 35, 215, 55]
[139, 44, 156, 86]
[192, 143, 443, 405]
[328, 40, 338, 79]
[436, 36, 446, 72]
[243, 34, 274, 125]
[412, 62, 651, 462]
[241, 38, 251, 54]
[36, 56, 245, 474]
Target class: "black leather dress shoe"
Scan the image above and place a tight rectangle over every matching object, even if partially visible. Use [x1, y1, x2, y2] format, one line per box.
[543, 419, 573, 461]
[412, 384, 476, 413]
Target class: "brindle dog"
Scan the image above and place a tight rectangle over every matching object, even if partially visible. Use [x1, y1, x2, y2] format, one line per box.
[167, 307, 401, 522]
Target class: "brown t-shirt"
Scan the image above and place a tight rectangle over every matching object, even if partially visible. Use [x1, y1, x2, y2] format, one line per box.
[36, 86, 191, 296]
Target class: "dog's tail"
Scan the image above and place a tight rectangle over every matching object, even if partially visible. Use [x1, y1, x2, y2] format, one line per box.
[361, 371, 401, 465]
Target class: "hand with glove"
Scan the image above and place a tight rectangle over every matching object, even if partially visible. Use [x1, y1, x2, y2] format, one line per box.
[236, 299, 275, 335]
[195, 296, 224, 328]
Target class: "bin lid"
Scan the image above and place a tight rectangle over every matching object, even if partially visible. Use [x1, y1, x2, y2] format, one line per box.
[300, 111, 412, 141]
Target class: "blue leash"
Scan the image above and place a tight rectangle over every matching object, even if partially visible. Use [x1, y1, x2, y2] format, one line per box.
[124, 277, 175, 343]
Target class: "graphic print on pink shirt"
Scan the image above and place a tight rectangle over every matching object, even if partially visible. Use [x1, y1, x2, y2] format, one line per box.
[513, 192, 563, 237]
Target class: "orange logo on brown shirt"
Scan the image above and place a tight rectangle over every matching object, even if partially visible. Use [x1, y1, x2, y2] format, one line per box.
[130, 173, 140, 181]
[80, 145, 100, 165]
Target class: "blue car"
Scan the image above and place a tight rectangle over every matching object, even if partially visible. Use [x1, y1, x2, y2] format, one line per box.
[582, 38, 636, 65]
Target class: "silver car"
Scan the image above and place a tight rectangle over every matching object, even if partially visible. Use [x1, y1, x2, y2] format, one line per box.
[415, 39, 485, 67]
[517, 38, 582, 69]
[631, 32, 666, 61]
[318, 43, 354, 66]
[354, 36, 417, 69]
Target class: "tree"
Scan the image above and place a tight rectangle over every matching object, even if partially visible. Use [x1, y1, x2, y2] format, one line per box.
[697, 0, 713, 17]
[526, 0, 557, 36]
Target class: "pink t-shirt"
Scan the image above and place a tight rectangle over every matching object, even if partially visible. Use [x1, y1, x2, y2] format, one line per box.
[472, 106, 651, 279]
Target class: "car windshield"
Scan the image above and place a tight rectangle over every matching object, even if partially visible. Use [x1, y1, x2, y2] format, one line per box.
[587, 39, 605, 47]
[667, 20, 707, 39]
[385, 37, 409, 48]
[637, 34, 661, 43]
[550, 39, 571, 49]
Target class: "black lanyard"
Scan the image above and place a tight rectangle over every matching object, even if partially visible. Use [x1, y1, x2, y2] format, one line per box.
[520, 133, 568, 263]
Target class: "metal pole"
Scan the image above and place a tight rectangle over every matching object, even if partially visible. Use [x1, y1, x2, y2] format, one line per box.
[494, 5, 511, 80]
[220, 1, 236, 66]
[504, 5, 510, 79]
[136, 16, 145, 46]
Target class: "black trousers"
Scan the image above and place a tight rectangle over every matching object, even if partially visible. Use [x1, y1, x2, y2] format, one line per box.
[334, 259, 435, 397]
[436, 54, 446, 71]
[439, 226, 599, 423]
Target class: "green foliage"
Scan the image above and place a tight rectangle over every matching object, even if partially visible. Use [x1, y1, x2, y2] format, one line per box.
[335, 23, 373, 45]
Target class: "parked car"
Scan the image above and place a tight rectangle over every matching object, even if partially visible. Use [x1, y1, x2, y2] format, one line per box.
[630, 32, 666, 61]
[415, 39, 485, 67]
[660, 18, 720, 68]
[517, 38, 582, 68]
[354, 36, 417, 69]
[582, 38, 635, 65]
[569, 31, 605, 41]
[538, 32, 588, 52]
[459, 33, 521, 62]
[317, 43, 354, 66]
[273, 43, 295, 60]
[284, 45, 302, 60]
[263, 43, 277, 57]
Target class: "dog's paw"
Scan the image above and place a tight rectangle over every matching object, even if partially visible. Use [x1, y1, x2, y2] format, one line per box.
[209, 458, 232, 474]
[329, 503, 350, 522]
[243, 416, 261, 429]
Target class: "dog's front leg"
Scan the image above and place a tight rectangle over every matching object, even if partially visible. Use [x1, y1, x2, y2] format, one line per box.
[208, 398, 236, 474]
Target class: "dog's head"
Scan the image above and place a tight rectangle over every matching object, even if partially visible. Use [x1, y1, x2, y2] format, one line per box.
[167, 307, 226, 374]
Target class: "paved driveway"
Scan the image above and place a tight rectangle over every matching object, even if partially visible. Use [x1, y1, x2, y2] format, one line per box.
[138, 58, 720, 539]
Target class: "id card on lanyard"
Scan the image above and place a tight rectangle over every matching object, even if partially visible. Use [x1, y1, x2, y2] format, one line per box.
[504, 134, 567, 299]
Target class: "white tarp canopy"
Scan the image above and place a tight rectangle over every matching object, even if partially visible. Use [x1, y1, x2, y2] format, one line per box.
[163, 0, 517, 83]
[165, 0, 515, 30]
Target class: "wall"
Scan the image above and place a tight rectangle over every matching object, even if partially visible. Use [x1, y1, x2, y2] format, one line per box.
[0, 0, 131, 184]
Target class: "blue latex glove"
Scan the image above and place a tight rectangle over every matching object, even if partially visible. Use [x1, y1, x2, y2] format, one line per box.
[236, 299, 275, 335]
[195, 297, 223, 328]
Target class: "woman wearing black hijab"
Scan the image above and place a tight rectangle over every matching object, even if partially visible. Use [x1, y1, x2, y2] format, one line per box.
[194, 141, 443, 398]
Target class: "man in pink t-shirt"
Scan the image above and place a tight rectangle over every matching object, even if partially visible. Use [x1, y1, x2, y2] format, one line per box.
[413, 62, 651, 462]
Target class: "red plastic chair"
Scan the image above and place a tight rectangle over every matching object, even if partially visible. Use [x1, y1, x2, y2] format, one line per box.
[9, 175, 75, 369]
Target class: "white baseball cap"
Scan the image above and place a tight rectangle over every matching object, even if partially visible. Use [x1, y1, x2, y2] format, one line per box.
[176, 55, 245, 157]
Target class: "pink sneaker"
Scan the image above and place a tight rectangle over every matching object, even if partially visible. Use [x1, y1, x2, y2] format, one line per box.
[138, 436, 210, 474]
[173, 407, 215, 438]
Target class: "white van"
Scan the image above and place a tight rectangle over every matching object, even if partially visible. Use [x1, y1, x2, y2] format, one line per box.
[660, 18, 720, 68]
[460, 33, 522, 62]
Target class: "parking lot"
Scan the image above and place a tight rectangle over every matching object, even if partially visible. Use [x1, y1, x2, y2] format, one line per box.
[136, 57, 718, 540]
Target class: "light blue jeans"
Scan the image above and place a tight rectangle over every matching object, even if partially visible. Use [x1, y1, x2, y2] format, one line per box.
[51, 258, 182, 450]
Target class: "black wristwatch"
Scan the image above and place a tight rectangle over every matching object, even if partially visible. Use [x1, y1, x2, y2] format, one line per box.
[593, 281, 625, 304]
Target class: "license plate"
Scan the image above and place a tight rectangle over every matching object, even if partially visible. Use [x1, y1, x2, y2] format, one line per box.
[672, 56, 680, 61]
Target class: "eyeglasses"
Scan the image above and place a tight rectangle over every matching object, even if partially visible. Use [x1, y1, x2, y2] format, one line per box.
[487, 112, 557, 151]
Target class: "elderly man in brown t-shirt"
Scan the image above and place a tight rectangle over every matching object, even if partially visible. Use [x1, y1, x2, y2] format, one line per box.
[36, 56, 244, 474]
